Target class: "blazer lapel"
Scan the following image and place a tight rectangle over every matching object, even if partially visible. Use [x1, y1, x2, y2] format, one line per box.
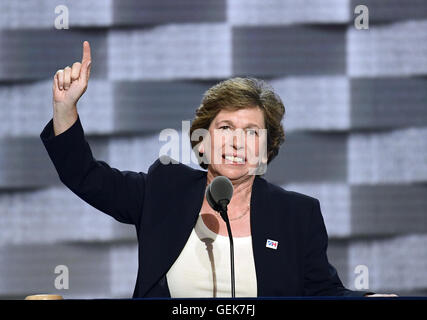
[251, 175, 299, 297]
[251, 175, 285, 297]
[250, 175, 270, 296]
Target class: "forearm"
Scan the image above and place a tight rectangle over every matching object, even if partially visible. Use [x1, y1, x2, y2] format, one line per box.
[53, 104, 78, 136]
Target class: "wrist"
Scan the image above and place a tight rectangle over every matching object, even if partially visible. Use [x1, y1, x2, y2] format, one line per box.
[53, 106, 78, 136]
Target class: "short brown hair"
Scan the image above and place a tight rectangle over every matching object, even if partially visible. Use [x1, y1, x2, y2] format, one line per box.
[190, 77, 285, 169]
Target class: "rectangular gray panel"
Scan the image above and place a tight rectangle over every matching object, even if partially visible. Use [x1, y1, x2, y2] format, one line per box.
[0, 30, 107, 81]
[0, 187, 136, 245]
[229, 0, 350, 26]
[233, 26, 346, 76]
[113, 0, 226, 25]
[273, 76, 350, 131]
[113, 80, 215, 132]
[347, 20, 427, 77]
[351, 78, 427, 129]
[264, 132, 347, 184]
[350, 0, 427, 23]
[108, 25, 232, 80]
[0, 242, 138, 298]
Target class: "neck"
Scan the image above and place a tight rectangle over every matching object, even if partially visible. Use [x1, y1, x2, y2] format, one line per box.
[206, 169, 255, 210]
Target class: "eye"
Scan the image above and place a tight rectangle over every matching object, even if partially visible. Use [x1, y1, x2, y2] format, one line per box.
[246, 129, 258, 136]
[219, 125, 231, 131]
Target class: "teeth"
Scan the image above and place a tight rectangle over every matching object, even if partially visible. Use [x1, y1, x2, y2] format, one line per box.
[225, 155, 244, 163]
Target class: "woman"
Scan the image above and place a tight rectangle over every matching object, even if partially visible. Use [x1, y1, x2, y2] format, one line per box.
[41, 41, 394, 298]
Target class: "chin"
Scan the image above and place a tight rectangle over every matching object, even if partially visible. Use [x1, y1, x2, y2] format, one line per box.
[214, 165, 248, 180]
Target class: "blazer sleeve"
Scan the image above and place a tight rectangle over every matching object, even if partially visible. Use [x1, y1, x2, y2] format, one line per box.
[303, 199, 375, 297]
[40, 115, 148, 226]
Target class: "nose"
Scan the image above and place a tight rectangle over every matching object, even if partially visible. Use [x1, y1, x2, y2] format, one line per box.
[232, 129, 245, 151]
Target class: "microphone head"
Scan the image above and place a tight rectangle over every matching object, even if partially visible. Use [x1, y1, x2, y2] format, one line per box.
[206, 176, 234, 212]
[206, 185, 219, 212]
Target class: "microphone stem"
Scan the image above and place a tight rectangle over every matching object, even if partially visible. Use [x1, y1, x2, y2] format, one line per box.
[222, 209, 235, 298]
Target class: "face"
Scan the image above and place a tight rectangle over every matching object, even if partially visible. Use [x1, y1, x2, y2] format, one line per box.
[199, 107, 268, 180]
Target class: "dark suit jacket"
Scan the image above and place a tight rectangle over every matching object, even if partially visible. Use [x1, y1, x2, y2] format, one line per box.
[40, 115, 372, 298]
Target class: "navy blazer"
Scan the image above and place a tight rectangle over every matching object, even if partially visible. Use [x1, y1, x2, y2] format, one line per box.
[40, 115, 372, 298]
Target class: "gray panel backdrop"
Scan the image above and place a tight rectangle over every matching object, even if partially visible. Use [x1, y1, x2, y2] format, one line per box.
[0, 0, 426, 298]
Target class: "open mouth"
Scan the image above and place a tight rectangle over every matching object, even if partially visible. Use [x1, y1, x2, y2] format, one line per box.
[222, 154, 246, 164]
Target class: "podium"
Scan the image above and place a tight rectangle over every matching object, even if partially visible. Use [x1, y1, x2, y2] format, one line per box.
[25, 294, 63, 300]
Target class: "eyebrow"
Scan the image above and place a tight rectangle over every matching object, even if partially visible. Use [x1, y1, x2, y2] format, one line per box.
[216, 119, 262, 129]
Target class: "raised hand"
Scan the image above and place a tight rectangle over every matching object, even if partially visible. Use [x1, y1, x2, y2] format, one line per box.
[52, 41, 92, 135]
[53, 40, 92, 109]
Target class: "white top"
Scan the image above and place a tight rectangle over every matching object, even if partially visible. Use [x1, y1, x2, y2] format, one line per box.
[166, 213, 258, 298]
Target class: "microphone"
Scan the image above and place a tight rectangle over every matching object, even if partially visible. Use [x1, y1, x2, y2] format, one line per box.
[205, 176, 235, 298]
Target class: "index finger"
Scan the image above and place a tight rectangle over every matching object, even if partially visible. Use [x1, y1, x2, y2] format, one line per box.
[82, 41, 91, 63]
